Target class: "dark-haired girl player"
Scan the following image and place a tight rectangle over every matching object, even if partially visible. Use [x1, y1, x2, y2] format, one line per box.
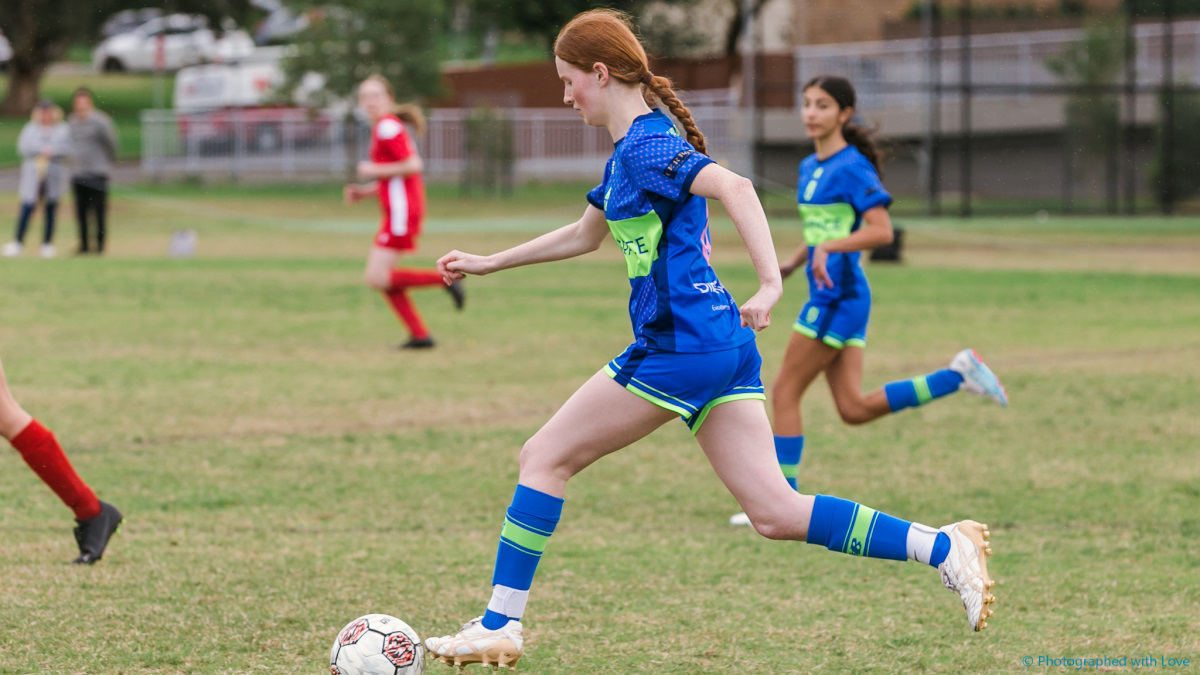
[729, 75, 1009, 527]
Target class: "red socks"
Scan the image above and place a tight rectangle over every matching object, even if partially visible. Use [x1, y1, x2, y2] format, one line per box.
[383, 267, 442, 339]
[10, 420, 102, 521]
[389, 268, 444, 289]
[384, 290, 430, 339]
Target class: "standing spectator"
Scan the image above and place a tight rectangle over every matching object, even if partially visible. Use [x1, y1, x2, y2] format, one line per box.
[68, 88, 117, 255]
[3, 100, 71, 259]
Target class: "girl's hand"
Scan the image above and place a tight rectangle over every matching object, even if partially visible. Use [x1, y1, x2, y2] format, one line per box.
[780, 260, 798, 280]
[738, 285, 782, 332]
[356, 161, 377, 180]
[437, 250, 495, 283]
[343, 184, 363, 204]
[810, 244, 834, 290]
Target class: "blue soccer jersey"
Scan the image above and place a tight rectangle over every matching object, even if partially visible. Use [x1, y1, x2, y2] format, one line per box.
[587, 109, 755, 353]
[797, 145, 892, 304]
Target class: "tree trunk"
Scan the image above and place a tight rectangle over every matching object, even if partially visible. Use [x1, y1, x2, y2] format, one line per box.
[0, 61, 45, 117]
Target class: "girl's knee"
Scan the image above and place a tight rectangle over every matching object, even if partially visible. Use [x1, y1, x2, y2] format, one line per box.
[364, 268, 390, 290]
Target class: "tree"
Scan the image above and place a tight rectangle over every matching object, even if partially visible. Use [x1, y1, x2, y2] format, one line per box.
[722, 0, 770, 58]
[276, 1, 445, 105]
[1045, 18, 1128, 188]
[0, 0, 251, 117]
[0, 0, 91, 116]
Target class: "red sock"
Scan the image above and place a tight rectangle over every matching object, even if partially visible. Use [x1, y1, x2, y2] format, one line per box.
[389, 267, 444, 290]
[384, 290, 430, 339]
[10, 420, 101, 521]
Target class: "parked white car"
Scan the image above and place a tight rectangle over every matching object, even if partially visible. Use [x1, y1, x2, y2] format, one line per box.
[92, 14, 255, 72]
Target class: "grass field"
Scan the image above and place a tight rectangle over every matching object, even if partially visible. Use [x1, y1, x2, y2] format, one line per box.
[0, 183, 1198, 673]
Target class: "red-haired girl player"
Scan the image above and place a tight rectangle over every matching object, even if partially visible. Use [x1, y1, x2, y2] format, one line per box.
[344, 75, 464, 349]
[421, 10, 996, 669]
[1, 355, 121, 563]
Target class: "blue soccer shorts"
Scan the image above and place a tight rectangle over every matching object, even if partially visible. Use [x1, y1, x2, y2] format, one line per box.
[792, 293, 872, 349]
[603, 340, 765, 434]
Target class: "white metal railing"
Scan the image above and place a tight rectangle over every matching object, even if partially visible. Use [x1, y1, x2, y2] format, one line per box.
[141, 100, 743, 181]
[795, 20, 1200, 109]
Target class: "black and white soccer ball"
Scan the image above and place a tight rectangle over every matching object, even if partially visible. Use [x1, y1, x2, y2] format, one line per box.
[330, 614, 424, 675]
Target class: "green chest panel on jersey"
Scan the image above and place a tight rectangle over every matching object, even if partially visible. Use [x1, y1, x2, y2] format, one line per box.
[799, 202, 856, 246]
[607, 211, 663, 279]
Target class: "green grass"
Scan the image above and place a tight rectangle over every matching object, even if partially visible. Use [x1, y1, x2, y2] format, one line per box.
[0, 184, 1198, 672]
[0, 72, 171, 167]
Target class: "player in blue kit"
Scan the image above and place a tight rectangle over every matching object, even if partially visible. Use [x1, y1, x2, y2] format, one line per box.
[730, 76, 1009, 527]
[422, 13, 997, 669]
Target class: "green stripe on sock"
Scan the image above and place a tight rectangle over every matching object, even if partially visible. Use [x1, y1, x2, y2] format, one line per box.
[501, 516, 551, 553]
[914, 376, 933, 405]
[844, 505, 878, 556]
[780, 463, 799, 479]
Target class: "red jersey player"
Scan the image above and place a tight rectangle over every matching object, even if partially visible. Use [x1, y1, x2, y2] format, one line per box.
[0, 355, 122, 563]
[344, 75, 464, 349]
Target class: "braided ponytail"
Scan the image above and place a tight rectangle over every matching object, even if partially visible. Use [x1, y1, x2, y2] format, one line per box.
[644, 74, 707, 155]
[555, 10, 707, 155]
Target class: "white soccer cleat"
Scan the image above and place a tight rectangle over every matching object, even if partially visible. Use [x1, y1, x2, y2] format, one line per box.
[40, 244, 56, 259]
[728, 511, 752, 527]
[937, 520, 996, 632]
[424, 616, 523, 669]
[950, 349, 1008, 407]
[2, 241, 22, 258]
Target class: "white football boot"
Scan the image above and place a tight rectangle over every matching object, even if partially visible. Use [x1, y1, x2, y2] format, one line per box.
[728, 511, 752, 527]
[425, 616, 523, 669]
[40, 243, 56, 259]
[2, 241, 22, 258]
[949, 349, 1009, 407]
[937, 520, 996, 632]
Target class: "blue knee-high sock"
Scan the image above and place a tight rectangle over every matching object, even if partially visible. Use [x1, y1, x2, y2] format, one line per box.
[774, 435, 803, 491]
[482, 484, 563, 629]
[14, 202, 34, 244]
[806, 494, 914, 561]
[884, 369, 964, 413]
[42, 201, 57, 245]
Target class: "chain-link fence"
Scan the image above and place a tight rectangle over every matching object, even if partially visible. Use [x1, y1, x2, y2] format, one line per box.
[141, 100, 748, 186]
[760, 2, 1200, 215]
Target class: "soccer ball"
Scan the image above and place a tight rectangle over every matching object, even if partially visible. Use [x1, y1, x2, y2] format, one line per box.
[330, 614, 424, 675]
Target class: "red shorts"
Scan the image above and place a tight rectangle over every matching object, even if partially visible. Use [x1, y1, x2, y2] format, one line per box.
[375, 219, 420, 251]
[375, 176, 423, 251]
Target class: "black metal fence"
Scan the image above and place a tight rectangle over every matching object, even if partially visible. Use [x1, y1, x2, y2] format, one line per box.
[770, 0, 1200, 216]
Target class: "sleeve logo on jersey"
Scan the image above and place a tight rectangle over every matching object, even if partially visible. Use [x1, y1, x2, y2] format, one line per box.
[664, 150, 692, 179]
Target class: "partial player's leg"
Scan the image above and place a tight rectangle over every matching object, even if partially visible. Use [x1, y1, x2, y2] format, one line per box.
[425, 372, 678, 668]
[771, 331, 839, 437]
[729, 332, 835, 526]
[824, 346, 892, 425]
[365, 246, 433, 348]
[696, 398, 996, 632]
[0, 357, 122, 563]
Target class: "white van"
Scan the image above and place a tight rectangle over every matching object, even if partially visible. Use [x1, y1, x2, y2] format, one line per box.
[173, 49, 334, 152]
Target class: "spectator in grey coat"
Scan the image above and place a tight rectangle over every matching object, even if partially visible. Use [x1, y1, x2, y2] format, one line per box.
[69, 88, 118, 255]
[3, 101, 71, 259]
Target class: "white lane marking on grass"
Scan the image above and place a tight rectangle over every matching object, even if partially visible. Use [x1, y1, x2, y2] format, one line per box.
[116, 188, 561, 234]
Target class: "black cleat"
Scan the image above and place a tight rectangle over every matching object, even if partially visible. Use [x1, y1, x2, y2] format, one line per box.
[445, 280, 466, 311]
[72, 501, 122, 565]
[398, 336, 436, 350]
